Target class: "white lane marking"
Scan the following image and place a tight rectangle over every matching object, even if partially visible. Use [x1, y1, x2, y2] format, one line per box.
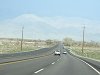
[34, 68, 44, 74]
[80, 59, 100, 75]
[52, 62, 55, 64]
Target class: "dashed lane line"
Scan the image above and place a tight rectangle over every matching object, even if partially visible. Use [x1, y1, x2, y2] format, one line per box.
[34, 68, 44, 74]
[52, 62, 55, 64]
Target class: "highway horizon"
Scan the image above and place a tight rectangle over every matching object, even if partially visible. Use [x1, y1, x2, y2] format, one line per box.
[0, 44, 99, 75]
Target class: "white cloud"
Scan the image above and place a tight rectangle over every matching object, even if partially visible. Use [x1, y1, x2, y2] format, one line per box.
[0, 14, 100, 41]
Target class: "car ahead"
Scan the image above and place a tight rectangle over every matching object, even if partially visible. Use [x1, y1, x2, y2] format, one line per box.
[63, 51, 67, 54]
[54, 51, 60, 56]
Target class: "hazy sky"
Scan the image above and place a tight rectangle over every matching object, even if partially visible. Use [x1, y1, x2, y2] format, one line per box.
[0, 0, 100, 41]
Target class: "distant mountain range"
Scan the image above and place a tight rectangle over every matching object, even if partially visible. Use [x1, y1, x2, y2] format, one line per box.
[0, 14, 100, 41]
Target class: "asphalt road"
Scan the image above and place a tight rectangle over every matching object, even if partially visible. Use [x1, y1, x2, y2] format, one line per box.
[0, 45, 99, 75]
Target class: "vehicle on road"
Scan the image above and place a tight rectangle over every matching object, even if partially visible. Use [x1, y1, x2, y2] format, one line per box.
[54, 51, 61, 56]
[63, 51, 67, 54]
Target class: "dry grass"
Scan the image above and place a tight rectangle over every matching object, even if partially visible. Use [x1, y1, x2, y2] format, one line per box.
[71, 46, 100, 60]
[0, 42, 48, 54]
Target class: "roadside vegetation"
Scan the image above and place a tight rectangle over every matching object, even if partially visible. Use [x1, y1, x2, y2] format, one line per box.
[63, 37, 100, 60]
[0, 38, 58, 54]
[71, 47, 100, 60]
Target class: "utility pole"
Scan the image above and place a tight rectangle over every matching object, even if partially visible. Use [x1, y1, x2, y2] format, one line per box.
[82, 25, 85, 54]
[21, 26, 24, 51]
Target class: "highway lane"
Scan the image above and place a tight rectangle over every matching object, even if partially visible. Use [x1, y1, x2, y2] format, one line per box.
[0, 44, 99, 75]
[0, 53, 60, 75]
[33, 52, 99, 75]
[0, 44, 59, 64]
